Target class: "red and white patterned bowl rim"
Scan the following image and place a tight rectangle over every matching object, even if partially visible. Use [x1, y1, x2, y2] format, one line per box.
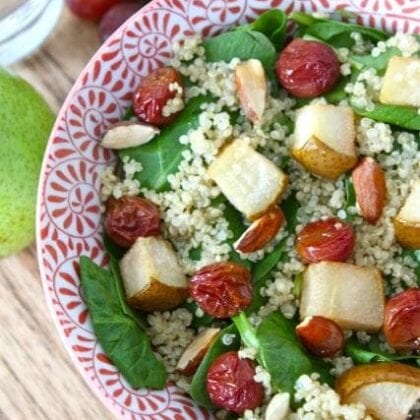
[36, 1, 419, 418]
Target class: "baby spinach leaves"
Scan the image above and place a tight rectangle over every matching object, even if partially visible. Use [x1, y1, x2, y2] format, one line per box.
[237, 9, 288, 50]
[203, 30, 277, 74]
[247, 240, 286, 315]
[233, 312, 333, 400]
[291, 12, 389, 46]
[350, 47, 401, 74]
[79, 256, 168, 389]
[401, 249, 420, 284]
[343, 175, 356, 222]
[119, 95, 209, 192]
[190, 324, 240, 408]
[345, 336, 420, 367]
[353, 104, 420, 131]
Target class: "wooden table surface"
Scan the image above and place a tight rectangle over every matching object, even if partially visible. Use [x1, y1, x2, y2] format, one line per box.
[1, 7, 114, 420]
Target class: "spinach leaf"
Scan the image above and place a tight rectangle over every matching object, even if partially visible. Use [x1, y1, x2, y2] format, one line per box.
[203, 30, 277, 74]
[282, 191, 299, 233]
[353, 103, 420, 131]
[343, 175, 356, 222]
[190, 324, 241, 408]
[401, 249, 420, 284]
[257, 313, 333, 396]
[237, 9, 288, 50]
[291, 12, 389, 43]
[103, 234, 125, 260]
[119, 95, 209, 192]
[345, 336, 420, 366]
[222, 199, 252, 270]
[79, 256, 167, 389]
[324, 76, 350, 104]
[233, 312, 333, 401]
[292, 272, 304, 297]
[350, 47, 401, 74]
[122, 105, 135, 121]
[182, 300, 215, 329]
[247, 240, 286, 314]
[252, 239, 286, 283]
[108, 258, 148, 330]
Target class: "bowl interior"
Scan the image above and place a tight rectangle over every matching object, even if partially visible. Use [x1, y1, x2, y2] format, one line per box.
[37, 0, 418, 418]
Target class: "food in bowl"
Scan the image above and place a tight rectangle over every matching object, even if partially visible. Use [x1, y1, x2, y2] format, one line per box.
[78, 10, 420, 419]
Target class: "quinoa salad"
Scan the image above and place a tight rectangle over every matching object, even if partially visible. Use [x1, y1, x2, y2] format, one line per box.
[79, 10, 420, 420]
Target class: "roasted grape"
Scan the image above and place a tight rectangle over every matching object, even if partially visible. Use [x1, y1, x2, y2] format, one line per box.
[276, 38, 340, 98]
[189, 262, 252, 318]
[206, 352, 264, 413]
[104, 196, 161, 248]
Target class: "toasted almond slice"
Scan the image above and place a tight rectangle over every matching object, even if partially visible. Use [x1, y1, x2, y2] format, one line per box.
[300, 261, 385, 332]
[101, 121, 159, 149]
[336, 363, 420, 420]
[265, 393, 290, 420]
[234, 207, 285, 253]
[394, 180, 420, 249]
[177, 328, 220, 376]
[207, 139, 288, 220]
[352, 157, 386, 224]
[119, 237, 188, 311]
[235, 59, 267, 123]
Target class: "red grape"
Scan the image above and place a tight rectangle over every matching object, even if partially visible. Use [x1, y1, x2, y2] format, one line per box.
[66, 0, 123, 21]
[276, 38, 341, 98]
[206, 352, 264, 413]
[99, 2, 143, 41]
[189, 262, 253, 318]
[133, 67, 184, 126]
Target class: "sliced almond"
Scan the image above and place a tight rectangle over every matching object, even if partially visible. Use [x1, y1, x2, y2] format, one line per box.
[235, 59, 267, 123]
[177, 328, 220, 376]
[101, 121, 159, 149]
[234, 207, 285, 253]
[352, 157, 386, 224]
[265, 393, 290, 420]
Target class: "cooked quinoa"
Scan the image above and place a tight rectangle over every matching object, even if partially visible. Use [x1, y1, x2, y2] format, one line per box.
[97, 18, 420, 418]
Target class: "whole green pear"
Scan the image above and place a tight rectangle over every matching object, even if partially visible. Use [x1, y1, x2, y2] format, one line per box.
[0, 68, 54, 256]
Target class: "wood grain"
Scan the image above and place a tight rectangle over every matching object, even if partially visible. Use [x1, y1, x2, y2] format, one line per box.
[0, 7, 113, 420]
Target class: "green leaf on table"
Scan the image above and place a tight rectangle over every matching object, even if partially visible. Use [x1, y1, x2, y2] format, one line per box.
[291, 12, 389, 44]
[236, 9, 288, 50]
[203, 30, 277, 75]
[191, 324, 241, 408]
[79, 256, 167, 389]
[345, 336, 420, 366]
[122, 105, 135, 121]
[353, 103, 420, 131]
[350, 47, 401, 74]
[119, 95, 209, 192]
